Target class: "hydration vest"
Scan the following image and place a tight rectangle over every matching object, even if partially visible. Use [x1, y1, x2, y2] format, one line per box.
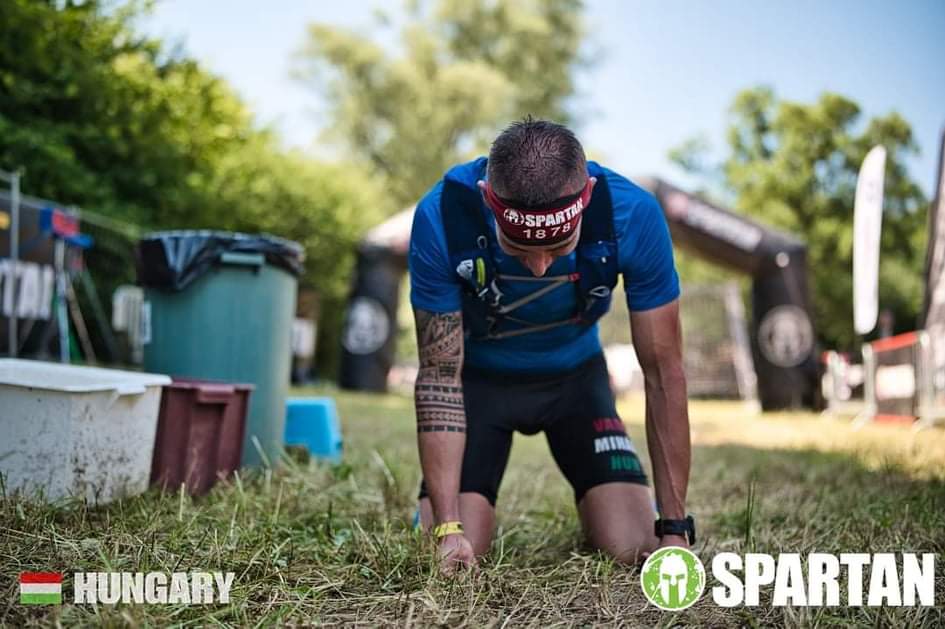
[441, 161, 618, 340]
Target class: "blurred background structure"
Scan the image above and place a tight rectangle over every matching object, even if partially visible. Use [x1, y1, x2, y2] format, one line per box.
[338, 177, 816, 410]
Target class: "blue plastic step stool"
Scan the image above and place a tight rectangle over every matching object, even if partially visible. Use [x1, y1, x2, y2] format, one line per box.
[284, 397, 343, 463]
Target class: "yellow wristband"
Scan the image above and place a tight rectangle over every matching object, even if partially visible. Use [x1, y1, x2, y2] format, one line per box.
[432, 521, 464, 538]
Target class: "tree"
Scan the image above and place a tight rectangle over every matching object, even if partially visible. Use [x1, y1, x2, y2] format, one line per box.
[295, 0, 586, 209]
[204, 139, 386, 373]
[671, 87, 927, 350]
[0, 0, 387, 372]
[0, 1, 244, 225]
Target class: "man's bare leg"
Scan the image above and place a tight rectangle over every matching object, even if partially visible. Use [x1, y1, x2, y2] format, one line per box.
[419, 492, 495, 556]
[578, 482, 660, 564]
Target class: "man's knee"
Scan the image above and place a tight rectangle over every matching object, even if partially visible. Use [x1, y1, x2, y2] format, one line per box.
[579, 482, 659, 564]
[591, 533, 658, 565]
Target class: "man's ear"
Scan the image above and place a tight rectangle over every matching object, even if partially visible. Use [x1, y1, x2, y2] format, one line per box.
[476, 180, 487, 191]
[588, 176, 598, 191]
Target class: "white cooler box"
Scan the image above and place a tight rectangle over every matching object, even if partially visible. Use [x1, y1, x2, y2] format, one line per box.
[0, 359, 170, 504]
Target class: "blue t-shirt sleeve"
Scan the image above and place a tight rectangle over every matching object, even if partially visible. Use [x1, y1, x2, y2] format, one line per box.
[408, 182, 463, 313]
[613, 177, 681, 311]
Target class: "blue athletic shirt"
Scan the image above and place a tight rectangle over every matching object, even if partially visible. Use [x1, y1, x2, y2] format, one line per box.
[409, 157, 680, 373]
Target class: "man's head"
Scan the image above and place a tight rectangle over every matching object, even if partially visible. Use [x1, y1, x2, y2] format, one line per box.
[478, 118, 595, 277]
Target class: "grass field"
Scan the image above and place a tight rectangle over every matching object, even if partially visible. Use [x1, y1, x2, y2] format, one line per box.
[3, 387, 944, 627]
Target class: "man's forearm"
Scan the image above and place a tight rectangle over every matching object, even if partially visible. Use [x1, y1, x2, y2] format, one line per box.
[414, 310, 466, 523]
[631, 301, 692, 522]
[418, 432, 464, 521]
[644, 368, 690, 520]
[416, 377, 466, 522]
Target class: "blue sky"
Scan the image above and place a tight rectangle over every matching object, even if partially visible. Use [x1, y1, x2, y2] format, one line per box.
[143, 0, 945, 196]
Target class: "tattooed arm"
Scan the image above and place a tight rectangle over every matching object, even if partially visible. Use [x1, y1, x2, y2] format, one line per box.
[631, 299, 690, 547]
[414, 308, 467, 529]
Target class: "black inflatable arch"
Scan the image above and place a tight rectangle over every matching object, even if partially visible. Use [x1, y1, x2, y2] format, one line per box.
[339, 178, 818, 410]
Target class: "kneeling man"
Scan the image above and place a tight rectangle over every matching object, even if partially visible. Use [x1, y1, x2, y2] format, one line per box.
[409, 118, 693, 572]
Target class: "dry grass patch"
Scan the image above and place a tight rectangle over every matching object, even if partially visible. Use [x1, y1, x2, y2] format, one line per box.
[1, 388, 943, 627]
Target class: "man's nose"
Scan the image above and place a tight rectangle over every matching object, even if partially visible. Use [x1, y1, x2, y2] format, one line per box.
[523, 252, 554, 277]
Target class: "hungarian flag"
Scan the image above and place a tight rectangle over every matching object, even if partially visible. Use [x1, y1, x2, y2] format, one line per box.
[19, 572, 62, 605]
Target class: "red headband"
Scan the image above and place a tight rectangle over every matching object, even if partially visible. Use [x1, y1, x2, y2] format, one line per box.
[482, 179, 594, 246]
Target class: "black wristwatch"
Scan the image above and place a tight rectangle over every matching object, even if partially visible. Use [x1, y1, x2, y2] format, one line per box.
[654, 515, 696, 545]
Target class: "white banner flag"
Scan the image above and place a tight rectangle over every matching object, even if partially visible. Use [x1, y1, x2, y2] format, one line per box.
[853, 145, 887, 335]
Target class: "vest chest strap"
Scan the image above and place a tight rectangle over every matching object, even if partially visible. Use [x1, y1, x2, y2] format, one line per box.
[440, 161, 617, 341]
[484, 316, 582, 340]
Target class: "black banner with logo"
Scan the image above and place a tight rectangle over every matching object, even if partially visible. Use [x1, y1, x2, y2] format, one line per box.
[340, 181, 818, 409]
[652, 180, 818, 410]
[338, 244, 404, 391]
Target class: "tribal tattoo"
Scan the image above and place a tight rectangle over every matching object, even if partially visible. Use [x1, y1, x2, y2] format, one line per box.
[414, 309, 466, 433]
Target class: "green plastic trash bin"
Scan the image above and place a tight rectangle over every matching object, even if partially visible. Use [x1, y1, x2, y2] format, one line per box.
[138, 232, 303, 468]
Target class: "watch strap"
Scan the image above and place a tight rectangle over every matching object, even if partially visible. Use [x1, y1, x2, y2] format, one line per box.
[654, 515, 696, 545]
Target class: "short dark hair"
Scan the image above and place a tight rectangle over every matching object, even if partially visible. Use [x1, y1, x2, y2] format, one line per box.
[487, 117, 587, 207]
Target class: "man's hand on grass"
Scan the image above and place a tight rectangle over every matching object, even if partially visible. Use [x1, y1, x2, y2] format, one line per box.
[641, 534, 689, 561]
[437, 534, 477, 574]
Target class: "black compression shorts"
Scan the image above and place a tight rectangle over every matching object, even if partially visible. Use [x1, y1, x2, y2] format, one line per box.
[419, 353, 648, 506]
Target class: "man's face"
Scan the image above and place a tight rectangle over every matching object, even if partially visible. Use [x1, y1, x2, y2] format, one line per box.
[495, 222, 581, 277]
[479, 176, 596, 277]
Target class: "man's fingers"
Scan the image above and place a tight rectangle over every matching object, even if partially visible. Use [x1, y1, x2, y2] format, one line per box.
[436, 535, 477, 576]
[442, 551, 475, 566]
[438, 547, 477, 575]
[439, 556, 474, 575]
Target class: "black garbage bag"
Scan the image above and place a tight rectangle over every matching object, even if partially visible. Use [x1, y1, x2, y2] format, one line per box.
[137, 231, 304, 291]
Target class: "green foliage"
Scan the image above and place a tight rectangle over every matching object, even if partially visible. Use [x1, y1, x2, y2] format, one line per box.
[205, 143, 386, 372]
[0, 0, 388, 372]
[296, 0, 586, 209]
[671, 87, 927, 350]
[1, 0, 239, 224]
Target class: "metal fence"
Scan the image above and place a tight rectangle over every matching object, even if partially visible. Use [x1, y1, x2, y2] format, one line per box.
[679, 282, 759, 403]
[855, 330, 945, 428]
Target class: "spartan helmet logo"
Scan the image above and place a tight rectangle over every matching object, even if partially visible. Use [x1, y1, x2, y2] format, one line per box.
[503, 208, 525, 226]
[758, 305, 814, 368]
[659, 552, 689, 605]
[640, 546, 705, 610]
